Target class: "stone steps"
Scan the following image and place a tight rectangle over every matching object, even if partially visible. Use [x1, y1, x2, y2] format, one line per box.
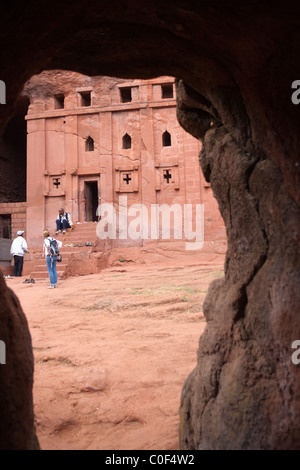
[29, 223, 99, 280]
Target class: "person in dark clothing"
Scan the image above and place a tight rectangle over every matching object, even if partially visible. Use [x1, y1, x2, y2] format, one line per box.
[56, 208, 73, 234]
[10, 230, 29, 277]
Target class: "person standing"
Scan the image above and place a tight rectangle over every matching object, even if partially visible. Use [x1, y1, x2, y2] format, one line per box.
[55, 208, 73, 234]
[43, 230, 62, 289]
[10, 230, 29, 277]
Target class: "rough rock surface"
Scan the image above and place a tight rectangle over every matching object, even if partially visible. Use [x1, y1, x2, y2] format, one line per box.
[0, 275, 36, 449]
[0, 1, 299, 449]
[177, 92, 300, 448]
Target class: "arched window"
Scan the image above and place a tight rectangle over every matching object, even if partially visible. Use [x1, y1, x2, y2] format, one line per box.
[122, 133, 132, 149]
[85, 136, 94, 151]
[162, 131, 171, 147]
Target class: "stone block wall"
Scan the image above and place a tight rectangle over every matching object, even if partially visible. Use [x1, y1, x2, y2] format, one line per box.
[0, 202, 27, 239]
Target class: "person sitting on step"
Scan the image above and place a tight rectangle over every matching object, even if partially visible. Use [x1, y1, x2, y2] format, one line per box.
[55, 208, 73, 234]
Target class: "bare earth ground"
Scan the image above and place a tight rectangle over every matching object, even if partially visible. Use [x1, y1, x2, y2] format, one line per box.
[8, 253, 224, 450]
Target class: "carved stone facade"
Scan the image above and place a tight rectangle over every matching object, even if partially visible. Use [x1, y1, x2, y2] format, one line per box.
[23, 71, 225, 250]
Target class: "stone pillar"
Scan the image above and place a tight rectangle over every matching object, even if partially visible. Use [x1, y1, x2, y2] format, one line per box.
[98, 110, 113, 248]
[65, 114, 79, 222]
[26, 118, 46, 249]
[139, 104, 156, 245]
[99, 111, 113, 205]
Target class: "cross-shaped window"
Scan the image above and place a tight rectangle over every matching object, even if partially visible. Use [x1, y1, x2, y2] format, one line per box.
[123, 173, 132, 184]
[53, 177, 61, 188]
[163, 169, 172, 183]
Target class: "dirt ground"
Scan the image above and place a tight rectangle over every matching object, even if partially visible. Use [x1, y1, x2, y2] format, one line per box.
[8, 253, 224, 450]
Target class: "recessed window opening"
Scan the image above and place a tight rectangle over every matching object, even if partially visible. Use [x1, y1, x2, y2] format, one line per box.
[0, 214, 11, 239]
[120, 87, 132, 103]
[54, 94, 65, 109]
[161, 84, 174, 99]
[122, 133, 132, 149]
[162, 130, 171, 147]
[79, 91, 91, 107]
[86, 136, 94, 152]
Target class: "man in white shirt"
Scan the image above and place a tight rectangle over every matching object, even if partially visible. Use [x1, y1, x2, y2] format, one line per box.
[10, 230, 29, 277]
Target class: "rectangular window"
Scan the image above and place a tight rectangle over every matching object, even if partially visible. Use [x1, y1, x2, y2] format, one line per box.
[79, 91, 91, 107]
[54, 94, 65, 109]
[120, 87, 132, 103]
[0, 214, 11, 239]
[161, 84, 174, 99]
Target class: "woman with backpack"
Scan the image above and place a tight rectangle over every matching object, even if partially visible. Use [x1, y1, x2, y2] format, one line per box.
[43, 230, 63, 289]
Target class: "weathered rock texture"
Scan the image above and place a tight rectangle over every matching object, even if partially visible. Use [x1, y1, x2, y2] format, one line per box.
[0, 275, 35, 449]
[178, 82, 300, 448]
[0, 0, 299, 449]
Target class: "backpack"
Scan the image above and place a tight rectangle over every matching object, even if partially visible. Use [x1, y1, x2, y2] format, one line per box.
[48, 238, 62, 262]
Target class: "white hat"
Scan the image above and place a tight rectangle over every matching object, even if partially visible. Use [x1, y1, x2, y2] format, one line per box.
[17, 230, 24, 236]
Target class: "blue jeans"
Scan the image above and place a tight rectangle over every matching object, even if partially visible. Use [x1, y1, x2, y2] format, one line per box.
[46, 255, 57, 286]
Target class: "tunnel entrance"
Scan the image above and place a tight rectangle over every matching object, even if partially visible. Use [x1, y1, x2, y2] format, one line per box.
[10, 71, 226, 449]
[0, 96, 29, 203]
[0, 1, 299, 452]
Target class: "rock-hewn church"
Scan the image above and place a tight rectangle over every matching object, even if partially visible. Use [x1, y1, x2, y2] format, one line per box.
[0, 71, 225, 277]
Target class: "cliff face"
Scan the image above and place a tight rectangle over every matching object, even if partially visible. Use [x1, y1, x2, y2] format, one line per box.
[0, 1, 299, 449]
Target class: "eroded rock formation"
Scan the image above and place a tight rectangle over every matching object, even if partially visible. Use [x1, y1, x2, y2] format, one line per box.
[0, 275, 35, 449]
[177, 82, 300, 448]
[0, 0, 299, 449]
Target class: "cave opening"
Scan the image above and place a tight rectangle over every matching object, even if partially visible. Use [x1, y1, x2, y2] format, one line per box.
[4, 70, 224, 450]
[0, 96, 29, 203]
[1, 1, 299, 451]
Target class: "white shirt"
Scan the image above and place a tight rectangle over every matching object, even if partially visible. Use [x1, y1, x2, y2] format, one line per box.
[43, 237, 62, 256]
[10, 236, 28, 257]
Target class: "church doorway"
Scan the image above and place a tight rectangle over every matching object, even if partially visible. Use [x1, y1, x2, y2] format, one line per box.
[84, 181, 98, 222]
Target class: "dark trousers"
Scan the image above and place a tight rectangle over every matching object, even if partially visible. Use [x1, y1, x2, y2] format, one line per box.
[56, 219, 71, 231]
[13, 255, 24, 277]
